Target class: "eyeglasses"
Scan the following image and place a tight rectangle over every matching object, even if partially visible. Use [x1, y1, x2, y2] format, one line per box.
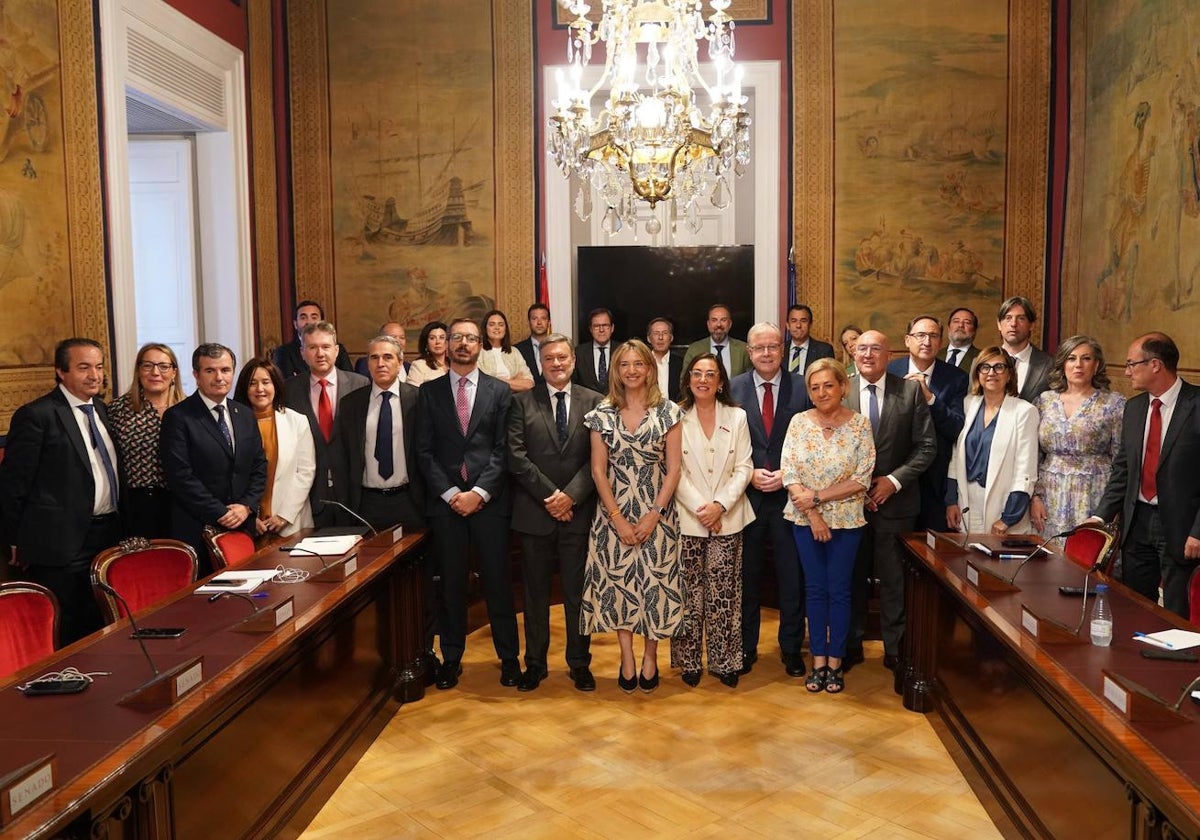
[748, 344, 782, 354]
[139, 362, 176, 373]
[907, 332, 940, 342]
[977, 362, 1009, 374]
[689, 370, 719, 380]
[449, 333, 481, 344]
[1124, 358, 1154, 370]
[856, 345, 886, 356]
[648, 331, 672, 339]
[591, 323, 614, 331]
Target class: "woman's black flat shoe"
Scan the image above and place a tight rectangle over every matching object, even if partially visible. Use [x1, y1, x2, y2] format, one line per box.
[638, 670, 659, 693]
[618, 669, 637, 693]
[682, 670, 701, 687]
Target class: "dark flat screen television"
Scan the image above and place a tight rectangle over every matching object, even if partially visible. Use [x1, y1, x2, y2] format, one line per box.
[576, 245, 755, 346]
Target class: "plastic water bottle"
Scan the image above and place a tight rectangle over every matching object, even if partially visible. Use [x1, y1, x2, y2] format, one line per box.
[1090, 584, 1113, 647]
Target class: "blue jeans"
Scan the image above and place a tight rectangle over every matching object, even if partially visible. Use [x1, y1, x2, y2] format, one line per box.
[793, 525, 864, 659]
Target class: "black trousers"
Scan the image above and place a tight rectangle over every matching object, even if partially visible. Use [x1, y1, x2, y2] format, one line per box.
[740, 492, 806, 657]
[27, 513, 123, 645]
[429, 512, 518, 663]
[1122, 502, 1193, 617]
[848, 517, 912, 657]
[358, 486, 424, 532]
[518, 527, 591, 672]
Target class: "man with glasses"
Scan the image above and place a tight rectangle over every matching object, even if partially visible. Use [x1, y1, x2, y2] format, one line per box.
[646, 316, 683, 401]
[415, 318, 519, 689]
[574, 307, 616, 393]
[729, 323, 812, 677]
[945, 307, 980, 371]
[682, 303, 750, 378]
[1092, 333, 1200, 616]
[844, 330, 935, 671]
[783, 304, 835, 375]
[515, 303, 551, 384]
[887, 315, 967, 531]
[997, 296, 1052, 401]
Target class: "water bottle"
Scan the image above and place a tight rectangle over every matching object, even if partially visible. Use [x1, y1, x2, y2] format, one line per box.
[1090, 583, 1113, 647]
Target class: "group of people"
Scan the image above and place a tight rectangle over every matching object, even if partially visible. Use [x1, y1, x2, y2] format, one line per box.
[3, 295, 1198, 699]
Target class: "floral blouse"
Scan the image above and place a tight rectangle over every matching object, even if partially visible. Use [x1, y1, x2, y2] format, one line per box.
[780, 410, 875, 529]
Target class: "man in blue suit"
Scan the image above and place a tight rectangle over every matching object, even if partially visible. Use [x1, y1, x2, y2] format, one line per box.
[161, 343, 267, 572]
[783, 304, 836, 375]
[887, 315, 967, 532]
[729, 323, 812, 677]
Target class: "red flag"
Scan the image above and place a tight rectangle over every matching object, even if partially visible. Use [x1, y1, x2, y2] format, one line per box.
[537, 252, 549, 307]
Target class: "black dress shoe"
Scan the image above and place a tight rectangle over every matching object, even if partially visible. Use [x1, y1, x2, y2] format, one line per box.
[842, 649, 865, 673]
[618, 668, 638, 694]
[500, 659, 521, 687]
[719, 672, 739, 688]
[638, 669, 660, 693]
[435, 661, 462, 690]
[738, 650, 758, 676]
[517, 668, 548, 692]
[570, 667, 596, 692]
[423, 651, 441, 687]
[883, 654, 899, 671]
[782, 653, 807, 678]
[682, 670, 702, 687]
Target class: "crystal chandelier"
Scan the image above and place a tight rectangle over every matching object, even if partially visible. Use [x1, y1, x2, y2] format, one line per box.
[548, 0, 751, 235]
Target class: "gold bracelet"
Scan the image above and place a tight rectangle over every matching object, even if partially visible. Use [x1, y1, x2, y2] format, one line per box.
[608, 507, 621, 519]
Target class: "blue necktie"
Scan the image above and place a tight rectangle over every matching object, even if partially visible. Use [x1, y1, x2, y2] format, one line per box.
[597, 346, 608, 391]
[214, 404, 233, 450]
[714, 343, 726, 374]
[867, 383, 880, 433]
[948, 348, 960, 368]
[78, 404, 119, 510]
[555, 391, 568, 444]
[375, 391, 394, 480]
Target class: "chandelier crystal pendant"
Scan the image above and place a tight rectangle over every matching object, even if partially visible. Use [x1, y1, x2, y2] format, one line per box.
[548, 0, 751, 233]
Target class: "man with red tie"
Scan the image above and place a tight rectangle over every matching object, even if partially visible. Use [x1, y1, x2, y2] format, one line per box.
[1093, 333, 1200, 616]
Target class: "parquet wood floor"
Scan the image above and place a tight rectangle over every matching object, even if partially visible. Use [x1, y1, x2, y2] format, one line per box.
[299, 610, 1001, 839]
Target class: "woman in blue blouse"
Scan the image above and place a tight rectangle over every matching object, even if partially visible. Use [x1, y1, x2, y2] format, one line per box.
[945, 346, 1039, 535]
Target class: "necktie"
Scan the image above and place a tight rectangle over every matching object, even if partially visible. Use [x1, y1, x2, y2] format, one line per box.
[1141, 398, 1163, 501]
[714, 344, 726, 374]
[375, 391, 393, 480]
[456, 376, 470, 481]
[78, 404, 119, 509]
[597, 345, 608, 392]
[789, 345, 801, 373]
[317, 378, 334, 442]
[948, 348, 960, 368]
[761, 382, 774, 439]
[555, 391, 568, 444]
[867, 383, 880, 433]
[214, 404, 233, 450]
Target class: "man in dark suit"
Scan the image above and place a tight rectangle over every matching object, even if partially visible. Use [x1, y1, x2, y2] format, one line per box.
[845, 329, 936, 671]
[331, 334, 424, 531]
[646, 316, 684, 401]
[507, 333, 602, 692]
[273, 300, 354, 378]
[1093, 333, 1200, 616]
[0, 338, 123, 643]
[283, 322, 369, 525]
[161, 343, 267, 573]
[997, 296, 1052, 401]
[514, 303, 551, 385]
[729, 323, 812, 677]
[573, 307, 615, 394]
[945, 307, 980, 372]
[681, 303, 750, 377]
[783, 304, 836, 375]
[416, 317, 519, 689]
[887, 314, 967, 532]
[354, 322, 410, 381]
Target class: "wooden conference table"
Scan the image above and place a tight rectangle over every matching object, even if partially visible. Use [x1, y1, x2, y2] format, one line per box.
[0, 528, 428, 839]
[898, 532, 1200, 840]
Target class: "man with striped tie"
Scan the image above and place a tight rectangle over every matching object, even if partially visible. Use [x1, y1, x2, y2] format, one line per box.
[783, 304, 836, 376]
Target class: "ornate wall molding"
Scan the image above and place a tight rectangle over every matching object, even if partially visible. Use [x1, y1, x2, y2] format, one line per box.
[248, 0, 281, 354]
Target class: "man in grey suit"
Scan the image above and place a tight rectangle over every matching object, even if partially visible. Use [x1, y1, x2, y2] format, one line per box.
[282, 321, 368, 524]
[945, 307, 980, 372]
[1092, 333, 1200, 616]
[997, 296, 1052, 401]
[507, 334, 602, 692]
[844, 329, 936, 671]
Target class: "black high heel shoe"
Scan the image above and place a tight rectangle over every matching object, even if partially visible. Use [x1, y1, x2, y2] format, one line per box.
[682, 670, 701, 687]
[618, 664, 637, 694]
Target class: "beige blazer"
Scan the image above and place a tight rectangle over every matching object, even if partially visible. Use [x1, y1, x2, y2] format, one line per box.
[272, 407, 316, 537]
[676, 403, 755, 537]
[948, 394, 1038, 534]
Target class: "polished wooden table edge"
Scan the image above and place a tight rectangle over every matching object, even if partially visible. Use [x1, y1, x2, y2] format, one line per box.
[902, 533, 1200, 820]
[0, 528, 428, 839]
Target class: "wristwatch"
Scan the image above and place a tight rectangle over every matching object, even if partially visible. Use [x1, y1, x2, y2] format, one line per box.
[812, 492, 823, 506]
[654, 504, 669, 516]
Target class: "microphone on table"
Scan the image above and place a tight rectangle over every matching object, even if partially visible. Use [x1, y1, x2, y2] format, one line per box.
[93, 578, 159, 677]
[1007, 528, 1077, 586]
[207, 591, 261, 614]
[949, 507, 971, 548]
[277, 543, 329, 569]
[315, 499, 378, 538]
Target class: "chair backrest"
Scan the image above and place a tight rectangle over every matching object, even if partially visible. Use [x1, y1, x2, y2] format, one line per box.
[0, 582, 59, 679]
[203, 525, 257, 570]
[92, 538, 199, 622]
[1062, 522, 1119, 574]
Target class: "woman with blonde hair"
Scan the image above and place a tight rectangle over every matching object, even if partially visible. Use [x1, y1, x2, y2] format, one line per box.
[108, 342, 186, 537]
[581, 339, 683, 693]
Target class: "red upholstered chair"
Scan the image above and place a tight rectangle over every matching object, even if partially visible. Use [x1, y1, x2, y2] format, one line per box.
[203, 526, 257, 571]
[91, 538, 199, 622]
[0, 582, 59, 679]
[1062, 522, 1119, 574]
[1189, 568, 1200, 626]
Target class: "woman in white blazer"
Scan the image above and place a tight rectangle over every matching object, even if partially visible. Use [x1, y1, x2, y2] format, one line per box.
[946, 347, 1039, 536]
[670, 353, 755, 688]
[234, 358, 316, 537]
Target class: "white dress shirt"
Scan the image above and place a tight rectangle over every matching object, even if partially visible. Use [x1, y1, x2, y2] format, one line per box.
[442, 368, 491, 504]
[198, 392, 236, 451]
[60, 385, 119, 515]
[1009, 344, 1033, 393]
[363, 380, 408, 488]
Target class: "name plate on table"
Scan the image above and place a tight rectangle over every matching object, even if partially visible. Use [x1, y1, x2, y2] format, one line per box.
[118, 656, 204, 710]
[927, 530, 970, 554]
[365, 525, 403, 547]
[1101, 670, 1190, 724]
[311, 554, 358, 583]
[0, 755, 56, 826]
[1020, 606, 1085, 645]
[235, 596, 296, 633]
[965, 561, 1020, 593]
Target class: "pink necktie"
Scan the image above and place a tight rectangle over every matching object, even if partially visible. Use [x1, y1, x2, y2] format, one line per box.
[456, 376, 470, 480]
